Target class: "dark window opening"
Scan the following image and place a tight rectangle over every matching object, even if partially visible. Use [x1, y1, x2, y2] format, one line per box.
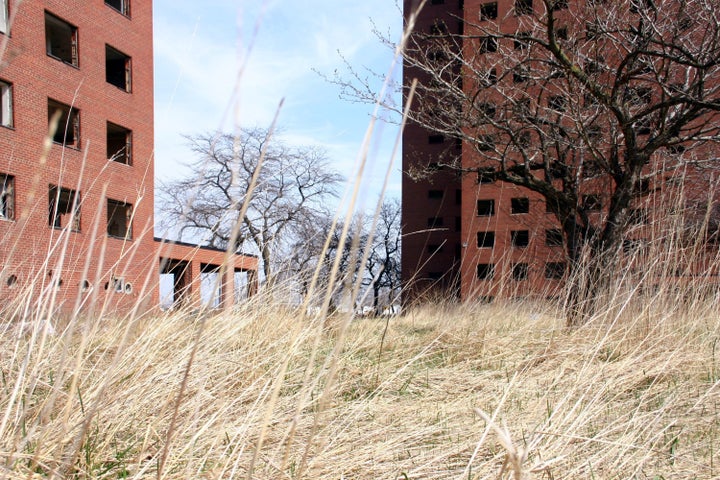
[45, 12, 78, 66]
[514, 31, 531, 50]
[107, 198, 133, 239]
[49, 185, 80, 231]
[455, 216, 461, 231]
[483, 68, 498, 86]
[105, 0, 130, 16]
[477, 199, 495, 216]
[428, 189, 444, 199]
[511, 197, 530, 214]
[555, 27, 568, 40]
[545, 262, 566, 279]
[549, 95, 567, 112]
[477, 135, 495, 151]
[477, 263, 495, 280]
[480, 2, 498, 21]
[516, 131, 531, 148]
[456, 189, 462, 205]
[478, 171, 494, 184]
[431, 0, 445, 4]
[545, 228, 563, 247]
[512, 263, 529, 281]
[106, 45, 131, 91]
[513, 66, 529, 83]
[427, 217, 444, 228]
[629, 208, 648, 225]
[511, 230, 530, 247]
[582, 194, 602, 211]
[479, 36, 498, 53]
[428, 134, 445, 144]
[551, 0, 569, 10]
[48, 99, 80, 147]
[0, 173, 14, 220]
[428, 244, 444, 254]
[477, 231, 495, 248]
[515, 0, 533, 15]
[107, 122, 132, 165]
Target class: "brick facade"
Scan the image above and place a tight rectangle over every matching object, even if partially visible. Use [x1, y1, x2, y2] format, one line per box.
[0, 0, 257, 314]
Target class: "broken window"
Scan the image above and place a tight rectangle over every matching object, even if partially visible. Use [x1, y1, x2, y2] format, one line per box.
[548, 95, 567, 112]
[45, 12, 78, 67]
[49, 185, 80, 231]
[511, 230, 530, 247]
[428, 134, 445, 144]
[105, 0, 130, 16]
[106, 45, 131, 91]
[512, 263, 529, 280]
[428, 189, 444, 199]
[0, 173, 14, 220]
[480, 2, 498, 21]
[477, 263, 495, 280]
[0, 80, 12, 127]
[477, 231, 495, 248]
[477, 199, 495, 216]
[107, 122, 132, 164]
[0, 0, 7, 34]
[515, 0, 532, 15]
[107, 198, 132, 238]
[511, 197, 530, 214]
[48, 99, 80, 147]
[479, 36, 497, 53]
[514, 31, 531, 50]
[545, 228, 563, 246]
[545, 262, 566, 279]
[551, 0, 568, 10]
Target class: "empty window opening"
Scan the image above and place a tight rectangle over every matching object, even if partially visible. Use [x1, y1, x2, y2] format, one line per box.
[431, 0, 445, 4]
[545, 228, 563, 246]
[477, 171, 494, 184]
[107, 198, 132, 238]
[428, 134, 445, 144]
[48, 99, 80, 147]
[477, 263, 495, 280]
[551, 0, 569, 10]
[483, 68, 498, 86]
[6, 274, 17, 288]
[105, 0, 130, 16]
[548, 95, 567, 111]
[0, 173, 14, 220]
[511, 230, 530, 247]
[80, 279, 91, 292]
[479, 36, 498, 53]
[427, 217, 444, 228]
[107, 122, 132, 164]
[428, 189, 444, 199]
[0, 80, 12, 127]
[477, 231, 495, 248]
[582, 194, 602, 211]
[160, 259, 191, 308]
[545, 262, 566, 279]
[511, 197, 530, 214]
[428, 244, 444, 254]
[514, 31, 531, 50]
[480, 2, 498, 21]
[45, 12, 78, 66]
[477, 199, 495, 216]
[512, 263, 529, 281]
[200, 264, 223, 308]
[49, 185, 80, 231]
[106, 45, 131, 91]
[515, 0, 533, 15]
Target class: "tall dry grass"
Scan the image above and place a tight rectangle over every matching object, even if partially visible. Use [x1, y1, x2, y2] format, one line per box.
[1, 276, 720, 478]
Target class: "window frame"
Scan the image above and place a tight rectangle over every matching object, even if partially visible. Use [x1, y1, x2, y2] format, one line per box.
[477, 199, 495, 216]
[49, 184, 80, 232]
[45, 11, 79, 67]
[0, 80, 12, 128]
[107, 121, 133, 165]
[0, 173, 14, 220]
[107, 198, 133, 239]
[48, 98, 80, 148]
[105, 0, 131, 17]
[105, 44, 132, 92]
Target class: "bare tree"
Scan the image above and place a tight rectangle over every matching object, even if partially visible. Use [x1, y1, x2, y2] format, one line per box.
[340, 0, 720, 318]
[364, 199, 402, 313]
[159, 129, 344, 283]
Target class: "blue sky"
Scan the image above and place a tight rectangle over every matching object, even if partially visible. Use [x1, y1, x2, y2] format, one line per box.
[152, 0, 404, 210]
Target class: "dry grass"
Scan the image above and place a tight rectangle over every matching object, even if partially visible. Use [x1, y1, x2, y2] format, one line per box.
[1, 286, 719, 479]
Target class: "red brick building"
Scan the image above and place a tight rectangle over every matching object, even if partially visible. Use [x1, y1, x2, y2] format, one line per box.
[0, 0, 256, 314]
[402, 0, 720, 302]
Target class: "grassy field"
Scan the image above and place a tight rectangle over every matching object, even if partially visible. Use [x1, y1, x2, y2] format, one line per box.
[1, 286, 719, 479]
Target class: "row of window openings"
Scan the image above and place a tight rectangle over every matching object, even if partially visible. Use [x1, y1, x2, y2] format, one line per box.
[0, 175, 133, 238]
[479, 0, 566, 21]
[477, 262, 566, 281]
[476, 195, 611, 216]
[477, 229, 559, 249]
[45, 11, 132, 92]
[1, 95, 133, 164]
[3, 273, 133, 295]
